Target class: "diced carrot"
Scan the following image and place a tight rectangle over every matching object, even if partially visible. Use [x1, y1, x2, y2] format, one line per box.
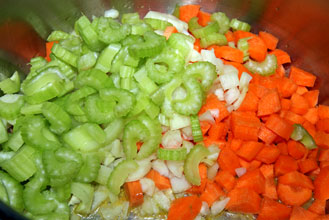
[303, 120, 317, 138]
[289, 66, 317, 87]
[223, 60, 252, 79]
[277, 77, 298, 98]
[281, 98, 291, 111]
[208, 122, 226, 140]
[315, 131, 329, 149]
[316, 215, 329, 220]
[296, 86, 308, 95]
[218, 146, 241, 175]
[256, 145, 281, 164]
[257, 197, 291, 220]
[321, 161, 329, 169]
[225, 30, 235, 42]
[186, 163, 207, 194]
[304, 90, 320, 108]
[319, 149, 329, 162]
[258, 75, 280, 90]
[270, 49, 291, 65]
[317, 118, 329, 133]
[257, 89, 281, 116]
[299, 159, 319, 174]
[167, 195, 202, 220]
[248, 83, 270, 98]
[197, 10, 211, 26]
[231, 111, 261, 141]
[193, 38, 201, 52]
[200, 121, 211, 136]
[236, 168, 265, 194]
[124, 180, 144, 207]
[287, 140, 308, 160]
[230, 139, 243, 152]
[278, 171, 314, 190]
[136, 141, 143, 151]
[280, 110, 305, 124]
[226, 187, 261, 214]
[199, 94, 230, 122]
[304, 108, 319, 125]
[290, 93, 310, 115]
[213, 45, 244, 63]
[309, 199, 326, 215]
[233, 30, 256, 44]
[200, 180, 225, 206]
[274, 155, 298, 176]
[290, 206, 319, 220]
[314, 166, 329, 200]
[318, 105, 329, 119]
[265, 114, 294, 140]
[259, 31, 278, 51]
[308, 148, 319, 160]
[237, 141, 264, 162]
[274, 64, 286, 78]
[215, 170, 236, 192]
[260, 164, 278, 200]
[277, 183, 312, 206]
[238, 90, 259, 112]
[179, 5, 200, 23]
[277, 143, 288, 156]
[163, 26, 178, 40]
[258, 124, 278, 144]
[239, 158, 262, 171]
[203, 138, 226, 148]
[248, 35, 267, 62]
[45, 41, 57, 62]
[145, 169, 171, 190]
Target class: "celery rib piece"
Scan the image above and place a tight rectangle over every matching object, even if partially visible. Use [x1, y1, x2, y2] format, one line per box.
[244, 54, 277, 76]
[0, 171, 24, 212]
[157, 147, 187, 161]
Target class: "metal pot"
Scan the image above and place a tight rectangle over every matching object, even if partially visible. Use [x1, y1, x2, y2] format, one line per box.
[0, 0, 328, 219]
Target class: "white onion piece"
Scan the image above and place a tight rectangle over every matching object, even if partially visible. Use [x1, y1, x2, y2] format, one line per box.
[233, 87, 248, 110]
[183, 140, 194, 154]
[194, 215, 202, 220]
[104, 9, 119, 18]
[223, 64, 239, 76]
[214, 88, 225, 101]
[68, 195, 80, 206]
[126, 158, 152, 182]
[226, 105, 234, 113]
[92, 186, 109, 211]
[200, 201, 210, 216]
[154, 190, 171, 211]
[207, 163, 219, 180]
[209, 109, 219, 119]
[207, 145, 220, 161]
[170, 113, 190, 130]
[152, 159, 170, 177]
[144, 11, 188, 32]
[211, 197, 230, 215]
[181, 126, 193, 141]
[219, 72, 239, 91]
[199, 110, 215, 124]
[167, 160, 184, 178]
[140, 178, 155, 196]
[200, 49, 224, 74]
[235, 167, 247, 177]
[161, 130, 183, 149]
[170, 176, 191, 193]
[188, 49, 203, 62]
[224, 87, 240, 105]
[161, 125, 170, 133]
[239, 72, 252, 89]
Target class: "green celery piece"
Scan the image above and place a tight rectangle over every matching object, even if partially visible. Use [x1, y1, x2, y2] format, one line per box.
[75, 153, 101, 183]
[188, 17, 202, 32]
[144, 18, 172, 30]
[47, 30, 70, 41]
[51, 43, 78, 67]
[244, 54, 277, 76]
[200, 33, 227, 48]
[20, 116, 61, 151]
[0, 181, 8, 204]
[157, 147, 187, 161]
[123, 120, 150, 159]
[0, 94, 24, 120]
[78, 52, 98, 71]
[107, 159, 138, 195]
[0, 170, 24, 212]
[51, 183, 72, 202]
[43, 147, 82, 187]
[291, 124, 317, 150]
[211, 12, 230, 34]
[95, 44, 121, 73]
[167, 33, 194, 59]
[146, 48, 185, 84]
[184, 144, 210, 185]
[99, 87, 136, 117]
[173, 77, 203, 116]
[65, 86, 97, 116]
[104, 118, 125, 145]
[134, 66, 158, 95]
[59, 36, 82, 56]
[42, 102, 72, 135]
[189, 17, 220, 39]
[1, 145, 36, 182]
[20, 103, 43, 115]
[71, 182, 94, 215]
[230, 18, 251, 31]
[63, 123, 106, 152]
[122, 12, 141, 24]
[190, 115, 203, 142]
[84, 93, 116, 124]
[0, 71, 20, 94]
[3, 130, 24, 152]
[184, 61, 217, 92]
[75, 68, 112, 90]
[0, 120, 8, 144]
[238, 37, 251, 62]
[98, 21, 131, 44]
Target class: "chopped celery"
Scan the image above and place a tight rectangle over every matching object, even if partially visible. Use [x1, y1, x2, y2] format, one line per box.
[20, 103, 43, 115]
[189, 18, 220, 39]
[0, 95, 24, 120]
[211, 12, 230, 34]
[42, 102, 72, 134]
[134, 66, 158, 95]
[3, 130, 24, 152]
[71, 182, 94, 215]
[84, 94, 116, 124]
[291, 124, 317, 149]
[75, 153, 101, 183]
[230, 18, 251, 32]
[65, 86, 97, 116]
[0, 171, 24, 212]
[95, 44, 121, 73]
[75, 68, 112, 90]
[47, 30, 70, 41]
[184, 144, 210, 185]
[0, 120, 8, 144]
[157, 147, 187, 161]
[184, 61, 217, 91]
[190, 115, 203, 142]
[104, 118, 125, 144]
[244, 54, 277, 76]
[78, 52, 98, 71]
[51, 44, 78, 67]
[200, 33, 227, 48]
[144, 18, 172, 30]
[167, 33, 194, 59]
[238, 37, 251, 62]
[0, 71, 20, 94]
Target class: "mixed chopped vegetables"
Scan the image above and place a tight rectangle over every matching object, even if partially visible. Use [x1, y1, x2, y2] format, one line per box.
[0, 3, 328, 220]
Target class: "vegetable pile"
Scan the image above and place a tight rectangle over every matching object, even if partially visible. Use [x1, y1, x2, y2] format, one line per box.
[0, 3, 328, 220]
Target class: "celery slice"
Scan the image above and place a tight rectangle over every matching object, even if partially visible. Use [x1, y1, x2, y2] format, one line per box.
[157, 147, 187, 161]
[244, 54, 277, 76]
[0, 171, 24, 212]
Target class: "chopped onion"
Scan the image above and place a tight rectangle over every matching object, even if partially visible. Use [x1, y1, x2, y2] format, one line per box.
[167, 160, 184, 178]
[161, 125, 170, 133]
[207, 145, 220, 161]
[224, 87, 240, 105]
[181, 126, 193, 141]
[235, 167, 247, 177]
[68, 195, 80, 206]
[182, 140, 194, 154]
[92, 186, 110, 211]
[211, 197, 230, 215]
[209, 109, 219, 119]
[153, 190, 171, 211]
[223, 65, 239, 76]
[104, 9, 119, 18]
[170, 175, 191, 193]
[188, 49, 203, 62]
[141, 196, 160, 215]
[200, 49, 224, 74]
[163, 189, 175, 201]
[161, 130, 183, 149]
[219, 72, 239, 91]
[239, 72, 252, 89]
[170, 113, 190, 130]
[207, 163, 219, 180]
[152, 159, 170, 177]
[214, 88, 225, 101]
[226, 105, 234, 113]
[200, 201, 210, 216]
[140, 178, 155, 196]
[199, 110, 215, 124]
[126, 157, 152, 182]
[144, 11, 188, 32]
[233, 87, 248, 110]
